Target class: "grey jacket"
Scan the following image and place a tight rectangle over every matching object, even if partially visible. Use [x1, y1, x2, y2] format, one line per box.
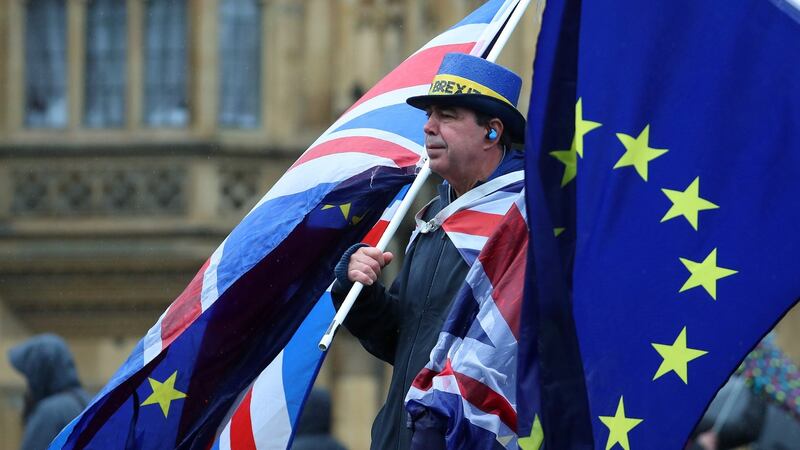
[332, 151, 524, 450]
[9, 334, 90, 450]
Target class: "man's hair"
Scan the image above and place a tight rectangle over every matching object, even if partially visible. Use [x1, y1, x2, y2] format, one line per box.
[474, 111, 512, 149]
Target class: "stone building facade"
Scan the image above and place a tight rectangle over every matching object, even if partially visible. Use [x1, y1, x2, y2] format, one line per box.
[0, 1, 541, 449]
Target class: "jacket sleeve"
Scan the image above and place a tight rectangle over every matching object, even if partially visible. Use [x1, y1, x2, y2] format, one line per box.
[331, 239, 415, 365]
[331, 275, 401, 365]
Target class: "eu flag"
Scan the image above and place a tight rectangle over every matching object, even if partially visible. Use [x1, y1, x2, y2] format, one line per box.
[519, 0, 800, 448]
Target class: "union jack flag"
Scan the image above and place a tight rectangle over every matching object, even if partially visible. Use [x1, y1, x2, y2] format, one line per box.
[409, 169, 524, 265]
[209, 190, 406, 450]
[49, 1, 523, 449]
[405, 191, 528, 449]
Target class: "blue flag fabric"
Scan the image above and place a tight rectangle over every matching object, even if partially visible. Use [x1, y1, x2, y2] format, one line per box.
[520, 0, 800, 449]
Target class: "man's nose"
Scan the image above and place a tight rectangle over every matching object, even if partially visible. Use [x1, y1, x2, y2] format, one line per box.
[423, 115, 438, 135]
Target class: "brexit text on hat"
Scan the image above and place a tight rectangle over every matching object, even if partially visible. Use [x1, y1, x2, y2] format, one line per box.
[426, 74, 513, 107]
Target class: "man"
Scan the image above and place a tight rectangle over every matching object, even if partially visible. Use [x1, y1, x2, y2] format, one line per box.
[331, 53, 526, 449]
[9, 334, 90, 450]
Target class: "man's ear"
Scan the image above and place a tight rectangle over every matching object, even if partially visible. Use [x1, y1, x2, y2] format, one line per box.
[485, 118, 505, 148]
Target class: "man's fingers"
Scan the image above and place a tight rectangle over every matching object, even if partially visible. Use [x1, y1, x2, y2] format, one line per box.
[348, 269, 374, 285]
[351, 253, 382, 275]
[346, 247, 394, 284]
[358, 247, 388, 267]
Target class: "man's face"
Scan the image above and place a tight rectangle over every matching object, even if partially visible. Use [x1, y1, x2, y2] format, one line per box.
[423, 105, 487, 185]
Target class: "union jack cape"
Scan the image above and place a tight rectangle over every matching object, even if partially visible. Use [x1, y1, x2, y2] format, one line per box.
[405, 191, 528, 449]
[48, 1, 526, 449]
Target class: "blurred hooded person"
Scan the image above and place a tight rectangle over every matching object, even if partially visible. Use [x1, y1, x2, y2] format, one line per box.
[8, 334, 90, 450]
[291, 388, 347, 450]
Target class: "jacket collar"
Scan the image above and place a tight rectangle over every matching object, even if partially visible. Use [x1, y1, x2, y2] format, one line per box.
[438, 149, 524, 205]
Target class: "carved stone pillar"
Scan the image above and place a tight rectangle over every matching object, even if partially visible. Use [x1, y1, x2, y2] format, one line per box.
[7, 1, 25, 131]
[192, 0, 219, 136]
[332, 0, 357, 115]
[302, 0, 333, 129]
[67, 0, 87, 130]
[0, 2, 8, 133]
[264, 0, 304, 145]
[126, 0, 144, 131]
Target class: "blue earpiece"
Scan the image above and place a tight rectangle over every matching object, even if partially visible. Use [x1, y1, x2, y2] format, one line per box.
[487, 128, 498, 140]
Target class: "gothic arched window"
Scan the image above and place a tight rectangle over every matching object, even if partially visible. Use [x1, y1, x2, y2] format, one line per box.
[25, 0, 68, 128]
[218, 0, 262, 129]
[143, 0, 189, 127]
[84, 0, 127, 128]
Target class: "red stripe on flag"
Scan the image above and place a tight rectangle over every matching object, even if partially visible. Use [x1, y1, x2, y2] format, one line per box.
[362, 219, 389, 247]
[230, 388, 257, 450]
[478, 205, 528, 339]
[290, 136, 420, 169]
[412, 360, 517, 431]
[442, 209, 505, 237]
[347, 43, 475, 111]
[452, 367, 517, 432]
[161, 259, 209, 347]
[412, 367, 438, 391]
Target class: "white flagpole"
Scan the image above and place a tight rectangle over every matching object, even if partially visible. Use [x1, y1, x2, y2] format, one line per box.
[319, 0, 532, 352]
[319, 159, 431, 350]
[486, 0, 532, 63]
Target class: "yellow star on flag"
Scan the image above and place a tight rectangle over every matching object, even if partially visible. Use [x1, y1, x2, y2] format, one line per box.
[599, 396, 643, 450]
[573, 98, 602, 158]
[661, 177, 719, 230]
[679, 248, 738, 300]
[550, 147, 577, 187]
[518, 414, 544, 450]
[322, 203, 352, 220]
[652, 326, 708, 384]
[141, 371, 187, 417]
[554, 227, 566, 237]
[613, 125, 668, 181]
[548, 99, 601, 187]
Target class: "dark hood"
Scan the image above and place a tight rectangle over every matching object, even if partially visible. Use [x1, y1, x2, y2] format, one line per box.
[8, 334, 82, 404]
[295, 388, 332, 435]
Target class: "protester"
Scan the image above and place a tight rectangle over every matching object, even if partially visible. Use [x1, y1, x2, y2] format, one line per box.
[688, 375, 766, 450]
[332, 53, 526, 449]
[8, 334, 90, 450]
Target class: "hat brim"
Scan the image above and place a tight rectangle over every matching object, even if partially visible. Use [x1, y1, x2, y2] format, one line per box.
[407, 94, 526, 144]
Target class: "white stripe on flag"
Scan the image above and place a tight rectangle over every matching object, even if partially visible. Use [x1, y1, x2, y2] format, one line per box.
[201, 240, 225, 312]
[323, 85, 429, 135]
[305, 128, 424, 156]
[413, 24, 488, 55]
[447, 231, 488, 252]
[218, 421, 232, 450]
[143, 310, 166, 364]
[251, 351, 292, 450]
[380, 199, 403, 221]
[463, 191, 522, 215]
[252, 153, 407, 210]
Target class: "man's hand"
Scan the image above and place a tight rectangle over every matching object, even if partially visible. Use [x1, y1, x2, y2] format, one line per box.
[348, 246, 394, 285]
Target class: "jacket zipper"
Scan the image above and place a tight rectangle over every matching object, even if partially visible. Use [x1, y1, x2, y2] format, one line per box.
[398, 228, 448, 448]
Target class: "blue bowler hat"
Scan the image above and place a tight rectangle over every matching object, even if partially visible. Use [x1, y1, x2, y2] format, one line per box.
[407, 53, 526, 143]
